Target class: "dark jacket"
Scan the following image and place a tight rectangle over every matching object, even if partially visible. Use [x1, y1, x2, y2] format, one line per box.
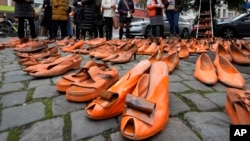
[13, 0, 35, 18]
[78, 0, 96, 30]
[164, 0, 184, 11]
[73, 0, 83, 24]
[118, 0, 135, 15]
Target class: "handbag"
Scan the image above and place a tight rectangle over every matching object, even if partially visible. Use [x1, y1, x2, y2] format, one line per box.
[112, 15, 119, 29]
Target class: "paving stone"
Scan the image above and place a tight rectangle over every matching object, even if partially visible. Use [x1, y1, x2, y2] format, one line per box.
[89, 135, 106, 141]
[183, 93, 217, 111]
[52, 95, 85, 116]
[204, 92, 227, 107]
[0, 132, 9, 141]
[4, 70, 26, 77]
[169, 93, 190, 115]
[0, 102, 45, 131]
[28, 78, 51, 89]
[169, 74, 183, 82]
[148, 118, 201, 141]
[0, 82, 25, 94]
[169, 82, 190, 93]
[0, 64, 21, 73]
[212, 82, 227, 92]
[1, 91, 27, 108]
[183, 80, 214, 92]
[51, 75, 62, 85]
[110, 131, 130, 141]
[33, 85, 60, 99]
[71, 110, 118, 141]
[19, 117, 63, 141]
[184, 112, 230, 141]
[0, 73, 2, 82]
[174, 70, 196, 81]
[3, 73, 34, 83]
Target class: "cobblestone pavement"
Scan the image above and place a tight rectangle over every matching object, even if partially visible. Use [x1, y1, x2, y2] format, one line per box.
[0, 37, 250, 141]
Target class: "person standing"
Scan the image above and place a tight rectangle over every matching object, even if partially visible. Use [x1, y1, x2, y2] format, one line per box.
[73, 0, 83, 41]
[164, 0, 184, 38]
[13, 0, 37, 42]
[117, 0, 135, 40]
[147, 0, 164, 44]
[93, 3, 105, 38]
[51, 0, 69, 40]
[78, 0, 96, 40]
[42, 0, 53, 40]
[102, 0, 116, 41]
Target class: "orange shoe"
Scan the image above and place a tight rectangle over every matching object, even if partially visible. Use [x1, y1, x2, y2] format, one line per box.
[213, 54, 245, 88]
[56, 60, 109, 92]
[161, 52, 179, 73]
[85, 60, 152, 119]
[27, 54, 81, 77]
[120, 61, 169, 140]
[225, 88, 250, 124]
[65, 66, 119, 102]
[194, 53, 218, 85]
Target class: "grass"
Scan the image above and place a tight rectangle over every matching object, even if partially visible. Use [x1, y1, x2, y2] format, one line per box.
[63, 114, 72, 141]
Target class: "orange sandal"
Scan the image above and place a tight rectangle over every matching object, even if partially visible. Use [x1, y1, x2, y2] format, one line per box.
[65, 66, 119, 102]
[84, 60, 151, 120]
[120, 61, 169, 140]
[56, 60, 109, 92]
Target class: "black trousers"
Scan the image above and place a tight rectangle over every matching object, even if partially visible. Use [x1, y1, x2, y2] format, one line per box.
[52, 20, 68, 39]
[18, 17, 37, 39]
[104, 17, 113, 40]
[151, 25, 164, 37]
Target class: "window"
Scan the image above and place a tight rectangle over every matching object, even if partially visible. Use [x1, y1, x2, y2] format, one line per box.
[223, 9, 226, 17]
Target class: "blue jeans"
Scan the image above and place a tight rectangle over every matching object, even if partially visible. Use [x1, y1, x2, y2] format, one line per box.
[165, 10, 180, 35]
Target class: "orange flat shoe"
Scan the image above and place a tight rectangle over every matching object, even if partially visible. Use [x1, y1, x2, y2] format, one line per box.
[225, 88, 250, 124]
[27, 54, 82, 77]
[56, 61, 109, 92]
[194, 53, 218, 85]
[178, 44, 189, 58]
[161, 52, 179, 73]
[120, 61, 169, 140]
[213, 55, 245, 88]
[65, 66, 119, 102]
[217, 44, 232, 62]
[148, 50, 162, 62]
[229, 43, 250, 65]
[84, 60, 152, 120]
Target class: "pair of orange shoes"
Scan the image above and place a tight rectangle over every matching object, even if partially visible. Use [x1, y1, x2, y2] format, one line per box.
[85, 60, 170, 140]
[194, 53, 245, 88]
[23, 54, 82, 77]
[56, 60, 119, 102]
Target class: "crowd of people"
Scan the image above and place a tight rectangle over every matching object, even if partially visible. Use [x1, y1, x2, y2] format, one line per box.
[12, 0, 183, 42]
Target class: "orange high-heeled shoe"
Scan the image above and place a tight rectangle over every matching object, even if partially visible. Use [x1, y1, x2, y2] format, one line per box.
[85, 60, 152, 120]
[61, 40, 84, 52]
[109, 45, 137, 64]
[120, 61, 169, 140]
[229, 43, 250, 65]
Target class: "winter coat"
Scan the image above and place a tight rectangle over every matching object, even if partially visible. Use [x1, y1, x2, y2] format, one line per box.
[42, 0, 52, 28]
[51, 0, 68, 21]
[101, 0, 116, 18]
[78, 0, 96, 30]
[73, 0, 83, 24]
[13, 0, 35, 18]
